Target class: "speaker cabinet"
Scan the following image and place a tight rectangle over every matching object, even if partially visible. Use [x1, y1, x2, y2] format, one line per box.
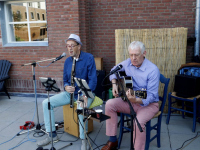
[93, 70, 105, 99]
[174, 75, 200, 97]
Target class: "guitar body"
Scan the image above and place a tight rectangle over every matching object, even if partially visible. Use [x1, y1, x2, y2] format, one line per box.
[116, 71, 147, 100]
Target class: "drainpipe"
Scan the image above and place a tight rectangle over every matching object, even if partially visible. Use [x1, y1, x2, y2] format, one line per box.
[195, 0, 200, 56]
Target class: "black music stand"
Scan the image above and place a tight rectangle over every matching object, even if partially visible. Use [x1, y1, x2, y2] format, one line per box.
[74, 77, 111, 150]
[74, 77, 95, 150]
[39, 77, 72, 150]
[38, 77, 72, 150]
[40, 77, 60, 150]
[115, 72, 143, 150]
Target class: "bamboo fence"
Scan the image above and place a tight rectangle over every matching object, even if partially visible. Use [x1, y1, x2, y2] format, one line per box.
[115, 28, 188, 112]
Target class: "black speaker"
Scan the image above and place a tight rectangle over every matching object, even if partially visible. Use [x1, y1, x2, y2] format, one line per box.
[93, 70, 106, 99]
[174, 75, 200, 97]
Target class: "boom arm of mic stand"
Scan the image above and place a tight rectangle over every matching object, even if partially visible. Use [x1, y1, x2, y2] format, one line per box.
[21, 58, 56, 66]
[115, 73, 143, 133]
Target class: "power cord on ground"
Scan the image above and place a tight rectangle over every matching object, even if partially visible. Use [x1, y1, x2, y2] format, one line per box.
[176, 131, 200, 150]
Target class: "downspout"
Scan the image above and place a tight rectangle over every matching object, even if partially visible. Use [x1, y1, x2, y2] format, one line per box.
[195, 0, 200, 56]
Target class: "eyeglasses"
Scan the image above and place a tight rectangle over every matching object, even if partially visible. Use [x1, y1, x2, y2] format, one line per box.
[129, 53, 142, 58]
[66, 45, 78, 49]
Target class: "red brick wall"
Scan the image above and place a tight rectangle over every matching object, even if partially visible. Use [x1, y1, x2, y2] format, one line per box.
[89, 0, 197, 73]
[0, 0, 198, 94]
[79, 0, 90, 52]
[0, 0, 81, 93]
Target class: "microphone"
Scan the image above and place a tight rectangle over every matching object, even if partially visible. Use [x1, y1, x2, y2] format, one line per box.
[109, 64, 123, 75]
[52, 52, 66, 63]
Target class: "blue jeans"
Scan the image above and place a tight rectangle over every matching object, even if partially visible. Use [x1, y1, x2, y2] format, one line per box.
[42, 91, 94, 139]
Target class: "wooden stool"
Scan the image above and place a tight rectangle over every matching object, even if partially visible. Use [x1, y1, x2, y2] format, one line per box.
[63, 102, 93, 137]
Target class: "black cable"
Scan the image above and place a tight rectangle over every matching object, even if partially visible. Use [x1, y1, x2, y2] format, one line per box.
[93, 144, 106, 150]
[101, 73, 112, 87]
[167, 121, 172, 149]
[33, 130, 45, 137]
[73, 103, 79, 125]
[176, 131, 200, 150]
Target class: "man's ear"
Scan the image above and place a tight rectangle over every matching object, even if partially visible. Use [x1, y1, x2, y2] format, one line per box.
[78, 44, 81, 50]
[143, 51, 146, 57]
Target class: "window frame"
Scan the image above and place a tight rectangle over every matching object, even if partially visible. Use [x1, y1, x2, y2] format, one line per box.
[0, 0, 48, 47]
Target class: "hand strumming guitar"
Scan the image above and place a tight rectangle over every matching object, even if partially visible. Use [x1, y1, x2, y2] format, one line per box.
[126, 89, 143, 104]
[65, 85, 75, 93]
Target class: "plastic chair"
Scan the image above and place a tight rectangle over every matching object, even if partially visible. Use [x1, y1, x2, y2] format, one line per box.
[166, 92, 200, 132]
[118, 74, 170, 150]
[0, 60, 12, 99]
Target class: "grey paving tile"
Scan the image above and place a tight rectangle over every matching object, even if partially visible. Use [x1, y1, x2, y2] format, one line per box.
[169, 132, 200, 150]
[0, 136, 25, 150]
[167, 115, 200, 134]
[1, 96, 200, 150]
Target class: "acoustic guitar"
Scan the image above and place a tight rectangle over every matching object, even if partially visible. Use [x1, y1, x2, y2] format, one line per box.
[116, 71, 147, 101]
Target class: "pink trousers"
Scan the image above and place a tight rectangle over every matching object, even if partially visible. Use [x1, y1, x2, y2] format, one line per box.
[105, 98, 159, 150]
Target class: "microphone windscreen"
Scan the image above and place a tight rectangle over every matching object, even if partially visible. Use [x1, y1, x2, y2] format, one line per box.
[62, 52, 66, 57]
[119, 64, 123, 69]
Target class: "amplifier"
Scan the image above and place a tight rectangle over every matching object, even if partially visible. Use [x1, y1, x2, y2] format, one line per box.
[93, 70, 105, 99]
[174, 75, 200, 97]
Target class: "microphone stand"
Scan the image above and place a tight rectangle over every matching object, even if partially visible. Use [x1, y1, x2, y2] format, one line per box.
[115, 72, 143, 150]
[18, 57, 56, 136]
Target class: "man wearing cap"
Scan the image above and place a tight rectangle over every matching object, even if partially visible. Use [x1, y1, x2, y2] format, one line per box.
[37, 34, 97, 150]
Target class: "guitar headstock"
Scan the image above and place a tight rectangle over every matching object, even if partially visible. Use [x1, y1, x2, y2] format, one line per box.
[135, 89, 147, 99]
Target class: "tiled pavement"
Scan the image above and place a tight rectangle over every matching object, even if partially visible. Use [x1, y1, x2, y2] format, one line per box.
[0, 95, 200, 150]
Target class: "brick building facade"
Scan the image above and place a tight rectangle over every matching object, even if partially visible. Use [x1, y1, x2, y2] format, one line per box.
[0, 0, 198, 94]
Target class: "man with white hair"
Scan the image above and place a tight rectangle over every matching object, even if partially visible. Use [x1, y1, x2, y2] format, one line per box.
[37, 34, 97, 150]
[101, 41, 160, 150]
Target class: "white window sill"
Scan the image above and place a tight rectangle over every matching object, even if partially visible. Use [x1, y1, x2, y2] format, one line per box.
[3, 41, 48, 47]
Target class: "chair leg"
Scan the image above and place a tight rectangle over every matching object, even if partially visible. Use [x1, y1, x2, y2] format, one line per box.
[118, 113, 124, 149]
[157, 116, 162, 148]
[4, 85, 10, 99]
[192, 99, 197, 132]
[166, 93, 171, 124]
[182, 101, 185, 119]
[145, 120, 151, 150]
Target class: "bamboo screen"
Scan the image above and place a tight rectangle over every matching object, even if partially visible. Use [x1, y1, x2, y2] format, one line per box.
[115, 28, 187, 112]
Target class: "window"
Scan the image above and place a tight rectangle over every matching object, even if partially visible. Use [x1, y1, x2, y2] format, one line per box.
[37, 13, 40, 20]
[31, 12, 34, 19]
[0, 1, 48, 47]
[25, 12, 27, 19]
[29, 2, 32, 7]
[42, 14, 45, 20]
[38, 2, 40, 8]
[40, 28, 45, 36]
